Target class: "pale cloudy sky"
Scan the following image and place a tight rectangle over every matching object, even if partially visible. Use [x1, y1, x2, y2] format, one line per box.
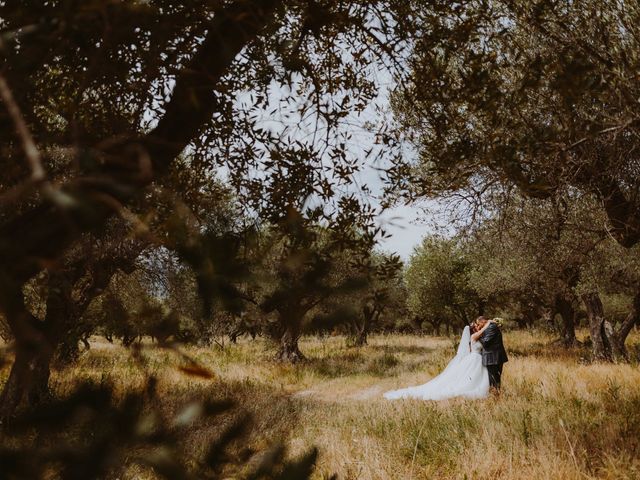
[375, 203, 432, 260]
[148, 45, 435, 261]
[145, 34, 431, 261]
[236, 75, 439, 262]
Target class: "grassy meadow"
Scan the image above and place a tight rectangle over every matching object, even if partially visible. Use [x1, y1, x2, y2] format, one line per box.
[2, 329, 640, 479]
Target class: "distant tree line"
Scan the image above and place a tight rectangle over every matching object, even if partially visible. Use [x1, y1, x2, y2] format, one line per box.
[404, 192, 640, 362]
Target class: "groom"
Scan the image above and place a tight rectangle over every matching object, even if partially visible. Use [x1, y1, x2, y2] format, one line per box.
[476, 316, 508, 394]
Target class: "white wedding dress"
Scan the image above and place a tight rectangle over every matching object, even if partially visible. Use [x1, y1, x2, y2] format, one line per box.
[383, 326, 489, 401]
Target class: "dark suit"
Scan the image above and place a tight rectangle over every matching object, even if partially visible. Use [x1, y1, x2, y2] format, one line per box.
[479, 323, 508, 390]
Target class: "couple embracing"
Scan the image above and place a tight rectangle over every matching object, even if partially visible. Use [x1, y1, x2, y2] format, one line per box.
[383, 316, 508, 401]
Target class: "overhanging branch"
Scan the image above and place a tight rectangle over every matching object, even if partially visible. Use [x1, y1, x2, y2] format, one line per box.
[0, 0, 282, 293]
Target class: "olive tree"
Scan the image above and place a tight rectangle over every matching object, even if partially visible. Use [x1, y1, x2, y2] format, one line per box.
[394, 0, 640, 357]
[0, 0, 415, 418]
[405, 235, 481, 334]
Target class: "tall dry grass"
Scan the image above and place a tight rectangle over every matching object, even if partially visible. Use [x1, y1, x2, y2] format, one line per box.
[1, 329, 639, 479]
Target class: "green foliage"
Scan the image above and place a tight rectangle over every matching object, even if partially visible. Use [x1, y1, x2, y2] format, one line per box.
[0, 14, 422, 473]
[458, 190, 640, 340]
[405, 236, 480, 332]
[249, 216, 381, 359]
[316, 250, 406, 344]
[397, 0, 640, 247]
[465, 193, 603, 303]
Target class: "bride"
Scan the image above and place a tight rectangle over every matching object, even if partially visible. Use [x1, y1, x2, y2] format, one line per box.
[383, 320, 493, 401]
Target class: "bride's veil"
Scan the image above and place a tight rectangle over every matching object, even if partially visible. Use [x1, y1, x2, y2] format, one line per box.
[455, 325, 471, 359]
[434, 325, 470, 378]
[383, 325, 474, 400]
[420, 325, 471, 384]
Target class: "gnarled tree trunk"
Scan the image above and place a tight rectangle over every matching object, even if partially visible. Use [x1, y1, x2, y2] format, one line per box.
[581, 292, 613, 360]
[277, 322, 305, 363]
[0, 272, 73, 421]
[0, 345, 53, 423]
[611, 289, 640, 360]
[0, 287, 54, 423]
[0, 237, 143, 420]
[351, 320, 369, 347]
[581, 290, 640, 361]
[555, 293, 578, 346]
[348, 304, 378, 347]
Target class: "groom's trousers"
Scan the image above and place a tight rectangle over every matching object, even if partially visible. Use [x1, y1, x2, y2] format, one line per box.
[487, 363, 503, 390]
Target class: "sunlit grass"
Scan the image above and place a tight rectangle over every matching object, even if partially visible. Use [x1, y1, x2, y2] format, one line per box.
[1, 328, 639, 479]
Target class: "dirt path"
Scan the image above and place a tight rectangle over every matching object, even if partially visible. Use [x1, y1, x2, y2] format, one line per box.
[291, 381, 390, 402]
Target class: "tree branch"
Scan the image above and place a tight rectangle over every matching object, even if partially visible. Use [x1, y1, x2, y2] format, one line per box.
[0, 73, 45, 182]
[0, 0, 281, 295]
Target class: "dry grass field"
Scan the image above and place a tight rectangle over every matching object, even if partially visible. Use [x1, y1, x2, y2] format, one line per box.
[2, 329, 640, 479]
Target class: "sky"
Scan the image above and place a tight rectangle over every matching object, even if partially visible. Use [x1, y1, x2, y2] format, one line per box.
[148, 44, 436, 262]
[375, 203, 432, 260]
[241, 67, 437, 263]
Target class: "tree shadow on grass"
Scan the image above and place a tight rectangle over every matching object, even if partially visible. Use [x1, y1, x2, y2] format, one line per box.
[1, 370, 312, 479]
[507, 342, 588, 361]
[364, 343, 441, 356]
[159, 377, 303, 458]
[302, 346, 439, 378]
